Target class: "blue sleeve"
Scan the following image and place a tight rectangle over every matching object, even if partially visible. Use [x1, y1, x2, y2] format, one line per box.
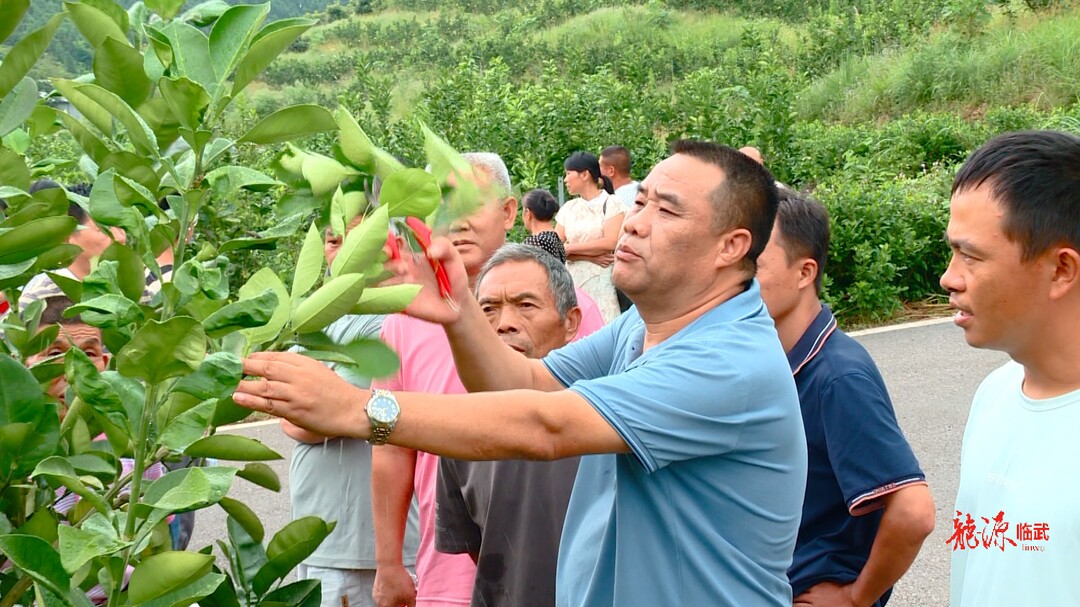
[542, 317, 622, 387]
[568, 335, 776, 472]
[820, 371, 925, 514]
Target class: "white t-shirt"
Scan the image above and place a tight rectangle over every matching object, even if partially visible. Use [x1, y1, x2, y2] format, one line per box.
[613, 181, 640, 212]
[951, 361, 1080, 606]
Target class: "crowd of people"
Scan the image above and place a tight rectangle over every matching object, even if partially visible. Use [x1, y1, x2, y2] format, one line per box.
[5, 130, 1079, 607]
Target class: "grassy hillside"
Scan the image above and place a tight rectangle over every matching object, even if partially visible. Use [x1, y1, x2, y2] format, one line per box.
[232, 0, 1079, 321]
[15, 0, 1080, 322]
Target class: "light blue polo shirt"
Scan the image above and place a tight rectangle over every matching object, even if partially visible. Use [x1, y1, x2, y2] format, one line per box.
[543, 280, 807, 606]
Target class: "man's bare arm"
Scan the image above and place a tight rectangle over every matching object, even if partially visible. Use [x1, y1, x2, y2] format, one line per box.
[848, 484, 936, 605]
[371, 445, 419, 607]
[234, 353, 628, 461]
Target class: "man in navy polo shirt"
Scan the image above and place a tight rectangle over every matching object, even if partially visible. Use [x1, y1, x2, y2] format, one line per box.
[756, 189, 936, 607]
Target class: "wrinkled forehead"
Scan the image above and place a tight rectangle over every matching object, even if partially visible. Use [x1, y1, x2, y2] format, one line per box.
[55, 323, 103, 347]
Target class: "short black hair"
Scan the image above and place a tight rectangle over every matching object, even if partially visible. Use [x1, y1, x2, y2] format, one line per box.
[671, 140, 779, 271]
[774, 188, 830, 295]
[522, 189, 559, 221]
[600, 145, 632, 177]
[953, 130, 1080, 261]
[40, 295, 81, 326]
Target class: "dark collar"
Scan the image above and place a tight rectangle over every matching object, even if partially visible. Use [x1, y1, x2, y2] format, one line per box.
[788, 304, 837, 376]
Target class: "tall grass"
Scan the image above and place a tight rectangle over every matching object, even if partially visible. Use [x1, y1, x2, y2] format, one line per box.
[798, 10, 1080, 121]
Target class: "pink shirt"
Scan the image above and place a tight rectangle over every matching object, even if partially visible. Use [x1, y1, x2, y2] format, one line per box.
[373, 288, 604, 606]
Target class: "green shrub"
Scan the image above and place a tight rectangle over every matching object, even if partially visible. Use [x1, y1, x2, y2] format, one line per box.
[817, 165, 953, 321]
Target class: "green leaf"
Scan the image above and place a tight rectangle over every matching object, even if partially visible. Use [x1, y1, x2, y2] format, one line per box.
[0, 534, 71, 597]
[231, 17, 315, 96]
[218, 497, 264, 543]
[74, 83, 158, 157]
[65, 347, 129, 434]
[422, 123, 489, 227]
[56, 111, 110, 163]
[99, 242, 146, 303]
[180, 0, 231, 27]
[184, 434, 282, 461]
[0, 0, 30, 46]
[142, 466, 236, 513]
[0, 352, 45, 423]
[164, 20, 216, 93]
[238, 104, 336, 145]
[348, 284, 421, 315]
[0, 13, 63, 100]
[0, 147, 30, 193]
[93, 36, 151, 107]
[57, 513, 129, 574]
[331, 205, 388, 278]
[65, 294, 144, 329]
[238, 268, 290, 347]
[87, 169, 141, 233]
[158, 76, 211, 132]
[128, 551, 215, 605]
[64, 1, 127, 49]
[297, 332, 400, 378]
[30, 456, 111, 516]
[82, 0, 130, 33]
[226, 514, 267, 588]
[235, 462, 280, 492]
[380, 168, 442, 219]
[208, 3, 268, 84]
[159, 398, 215, 452]
[291, 222, 323, 301]
[330, 186, 367, 235]
[50, 78, 112, 136]
[147, 0, 188, 20]
[335, 107, 377, 173]
[0, 215, 77, 265]
[116, 317, 207, 384]
[202, 288, 278, 338]
[335, 337, 401, 378]
[140, 572, 226, 607]
[204, 165, 280, 197]
[0, 77, 37, 138]
[210, 396, 250, 427]
[261, 579, 321, 607]
[291, 274, 366, 334]
[303, 151, 359, 197]
[172, 352, 242, 400]
[252, 517, 336, 596]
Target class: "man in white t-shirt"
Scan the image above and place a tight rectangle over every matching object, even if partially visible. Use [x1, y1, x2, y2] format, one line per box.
[599, 146, 639, 212]
[942, 130, 1080, 606]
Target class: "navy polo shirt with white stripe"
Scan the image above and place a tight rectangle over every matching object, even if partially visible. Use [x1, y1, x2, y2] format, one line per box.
[787, 305, 926, 605]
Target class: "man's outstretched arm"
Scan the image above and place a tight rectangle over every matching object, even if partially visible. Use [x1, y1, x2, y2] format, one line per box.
[233, 352, 629, 461]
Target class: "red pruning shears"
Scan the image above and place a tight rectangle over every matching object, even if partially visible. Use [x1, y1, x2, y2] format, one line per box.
[401, 217, 458, 312]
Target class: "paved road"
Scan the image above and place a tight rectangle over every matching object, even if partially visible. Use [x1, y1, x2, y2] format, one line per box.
[191, 317, 1009, 606]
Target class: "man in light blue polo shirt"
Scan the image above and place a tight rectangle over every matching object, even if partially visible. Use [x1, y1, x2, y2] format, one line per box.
[233, 140, 808, 606]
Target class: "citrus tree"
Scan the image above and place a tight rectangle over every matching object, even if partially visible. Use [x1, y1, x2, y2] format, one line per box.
[0, 2, 464, 606]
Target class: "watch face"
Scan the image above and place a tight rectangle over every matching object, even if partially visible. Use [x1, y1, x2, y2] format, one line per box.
[368, 394, 400, 424]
